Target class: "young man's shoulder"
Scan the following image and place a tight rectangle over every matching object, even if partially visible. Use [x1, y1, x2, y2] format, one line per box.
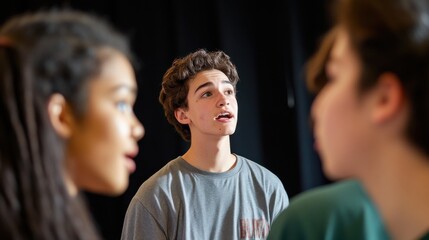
[132, 157, 184, 198]
[238, 155, 280, 177]
[237, 154, 286, 191]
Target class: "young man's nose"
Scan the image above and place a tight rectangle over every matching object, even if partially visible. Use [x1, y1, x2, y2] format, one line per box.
[217, 93, 230, 107]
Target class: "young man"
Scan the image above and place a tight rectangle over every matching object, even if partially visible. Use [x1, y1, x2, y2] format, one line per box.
[268, 0, 429, 239]
[121, 49, 289, 240]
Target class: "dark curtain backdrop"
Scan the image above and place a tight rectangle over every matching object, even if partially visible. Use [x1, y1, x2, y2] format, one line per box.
[1, 1, 333, 239]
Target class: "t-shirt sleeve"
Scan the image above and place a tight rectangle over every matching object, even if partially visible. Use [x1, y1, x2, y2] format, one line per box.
[270, 179, 290, 223]
[121, 197, 167, 240]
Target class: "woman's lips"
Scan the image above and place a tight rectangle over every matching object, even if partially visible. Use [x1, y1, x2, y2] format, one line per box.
[125, 157, 136, 173]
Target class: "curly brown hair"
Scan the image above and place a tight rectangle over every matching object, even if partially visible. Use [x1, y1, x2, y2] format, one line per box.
[159, 49, 239, 141]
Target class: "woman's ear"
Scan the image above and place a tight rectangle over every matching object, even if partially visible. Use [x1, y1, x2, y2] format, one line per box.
[174, 108, 190, 124]
[371, 72, 406, 124]
[47, 93, 74, 138]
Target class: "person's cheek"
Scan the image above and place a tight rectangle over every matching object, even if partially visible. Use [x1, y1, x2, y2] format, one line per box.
[114, 117, 132, 138]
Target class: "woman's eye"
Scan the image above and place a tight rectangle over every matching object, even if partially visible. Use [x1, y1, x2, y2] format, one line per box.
[202, 92, 212, 98]
[116, 101, 132, 113]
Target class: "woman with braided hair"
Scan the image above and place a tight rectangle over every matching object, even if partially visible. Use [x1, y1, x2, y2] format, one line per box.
[0, 8, 144, 239]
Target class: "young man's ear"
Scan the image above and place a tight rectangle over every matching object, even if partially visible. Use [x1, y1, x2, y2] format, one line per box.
[371, 72, 406, 124]
[47, 93, 75, 138]
[175, 108, 190, 124]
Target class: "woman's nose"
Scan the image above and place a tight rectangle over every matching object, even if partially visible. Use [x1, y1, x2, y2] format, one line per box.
[132, 115, 145, 141]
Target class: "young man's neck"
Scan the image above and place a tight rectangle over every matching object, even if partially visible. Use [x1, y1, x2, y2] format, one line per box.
[182, 135, 236, 173]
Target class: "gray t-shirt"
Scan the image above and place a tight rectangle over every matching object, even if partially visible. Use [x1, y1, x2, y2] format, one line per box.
[121, 154, 289, 240]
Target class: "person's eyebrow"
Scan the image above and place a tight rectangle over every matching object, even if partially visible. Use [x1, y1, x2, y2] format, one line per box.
[110, 84, 138, 95]
[194, 80, 233, 94]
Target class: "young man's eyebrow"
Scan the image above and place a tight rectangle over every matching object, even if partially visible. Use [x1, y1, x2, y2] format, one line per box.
[194, 80, 233, 94]
[194, 82, 213, 93]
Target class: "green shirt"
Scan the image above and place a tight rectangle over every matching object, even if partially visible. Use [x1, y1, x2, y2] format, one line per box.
[268, 180, 429, 240]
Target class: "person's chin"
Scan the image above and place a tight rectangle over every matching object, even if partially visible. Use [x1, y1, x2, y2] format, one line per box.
[105, 184, 127, 196]
[95, 177, 129, 196]
[321, 159, 339, 179]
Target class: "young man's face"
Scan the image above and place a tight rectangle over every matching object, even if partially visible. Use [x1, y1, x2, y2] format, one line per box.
[311, 29, 375, 180]
[176, 69, 238, 140]
[65, 52, 144, 196]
